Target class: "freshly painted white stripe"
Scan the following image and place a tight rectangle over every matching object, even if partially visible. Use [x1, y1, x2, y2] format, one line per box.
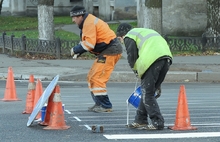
[104, 132, 220, 139]
[64, 110, 71, 114]
[77, 122, 220, 126]
[84, 125, 91, 130]
[73, 116, 81, 121]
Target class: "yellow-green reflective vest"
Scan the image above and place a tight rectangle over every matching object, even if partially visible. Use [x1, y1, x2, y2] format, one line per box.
[125, 28, 173, 78]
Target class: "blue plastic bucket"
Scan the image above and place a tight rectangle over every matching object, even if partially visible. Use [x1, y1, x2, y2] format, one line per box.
[128, 86, 157, 108]
[128, 86, 142, 108]
[41, 104, 65, 122]
[41, 105, 47, 122]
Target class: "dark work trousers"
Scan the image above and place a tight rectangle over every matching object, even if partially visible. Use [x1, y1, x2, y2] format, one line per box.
[134, 58, 171, 124]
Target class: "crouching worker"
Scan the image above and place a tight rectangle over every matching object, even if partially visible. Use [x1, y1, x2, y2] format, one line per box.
[70, 6, 122, 113]
[117, 23, 173, 130]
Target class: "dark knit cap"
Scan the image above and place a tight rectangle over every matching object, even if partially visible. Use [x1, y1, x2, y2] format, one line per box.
[70, 6, 86, 17]
[116, 23, 132, 37]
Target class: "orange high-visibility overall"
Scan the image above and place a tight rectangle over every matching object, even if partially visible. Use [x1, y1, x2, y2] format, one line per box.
[80, 14, 122, 108]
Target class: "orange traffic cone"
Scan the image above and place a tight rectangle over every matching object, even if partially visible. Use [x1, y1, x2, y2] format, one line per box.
[168, 85, 197, 130]
[34, 79, 43, 119]
[1, 67, 21, 101]
[39, 89, 55, 126]
[22, 74, 35, 114]
[44, 85, 70, 130]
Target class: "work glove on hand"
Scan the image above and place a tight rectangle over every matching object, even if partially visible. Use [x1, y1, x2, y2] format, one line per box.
[70, 48, 75, 56]
[133, 70, 138, 78]
[70, 48, 79, 59]
[155, 86, 161, 99]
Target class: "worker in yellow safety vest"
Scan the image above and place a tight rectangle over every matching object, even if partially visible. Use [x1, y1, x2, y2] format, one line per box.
[117, 23, 173, 130]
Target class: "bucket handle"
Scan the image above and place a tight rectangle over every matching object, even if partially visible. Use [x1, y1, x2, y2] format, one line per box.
[134, 78, 139, 91]
[127, 78, 139, 125]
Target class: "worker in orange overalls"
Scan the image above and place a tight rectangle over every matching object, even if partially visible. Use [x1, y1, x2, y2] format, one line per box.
[70, 6, 122, 113]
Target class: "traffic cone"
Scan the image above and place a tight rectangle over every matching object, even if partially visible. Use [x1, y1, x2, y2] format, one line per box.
[168, 85, 197, 130]
[39, 88, 55, 126]
[44, 85, 70, 130]
[1, 67, 21, 101]
[22, 74, 35, 114]
[34, 79, 43, 119]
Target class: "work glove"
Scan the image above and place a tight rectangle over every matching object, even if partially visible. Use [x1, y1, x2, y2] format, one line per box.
[155, 86, 161, 99]
[70, 48, 75, 56]
[70, 48, 79, 59]
[72, 54, 79, 59]
[133, 70, 138, 78]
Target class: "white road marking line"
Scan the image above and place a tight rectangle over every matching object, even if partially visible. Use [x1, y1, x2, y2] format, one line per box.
[64, 109, 71, 114]
[73, 116, 81, 121]
[84, 125, 92, 130]
[104, 132, 220, 139]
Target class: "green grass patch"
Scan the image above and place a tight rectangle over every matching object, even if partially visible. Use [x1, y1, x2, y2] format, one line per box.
[5, 30, 39, 39]
[55, 29, 80, 40]
[5, 29, 79, 40]
[0, 16, 123, 40]
[53, 16, 73, 25]
[0, 16, 38, 31]
[0, 16, 73, 32]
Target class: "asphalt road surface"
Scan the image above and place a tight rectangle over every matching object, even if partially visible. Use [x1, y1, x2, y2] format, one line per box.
[0, 80, 220, 142]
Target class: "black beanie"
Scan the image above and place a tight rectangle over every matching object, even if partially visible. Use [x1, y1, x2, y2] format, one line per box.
[70, 6, 86, 17]
[116, 23, 132, 37]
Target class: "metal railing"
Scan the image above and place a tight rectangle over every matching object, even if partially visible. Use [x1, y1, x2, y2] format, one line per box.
[0, 32, 219, 59]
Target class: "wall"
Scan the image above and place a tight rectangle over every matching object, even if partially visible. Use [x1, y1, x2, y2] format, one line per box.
[26, 0, 83, 16]
[1, 0, 10, 15]
[162, 0, 207, 36]
[10, 0, 26, 16]
[136, 0, 207, 36]
[1, 0, 82, 16]
[114, 0, 137, 20]
[83, 0, 137, 21]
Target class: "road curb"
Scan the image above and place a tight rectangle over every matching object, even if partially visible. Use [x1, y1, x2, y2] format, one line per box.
[1, 71, 220, 83]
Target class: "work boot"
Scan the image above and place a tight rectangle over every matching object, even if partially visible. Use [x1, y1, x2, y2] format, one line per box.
[92, 105, 112, 113]
[127, 122, 148, 129]
[88, 104, 98, 112]
[143, 119, 164, 130]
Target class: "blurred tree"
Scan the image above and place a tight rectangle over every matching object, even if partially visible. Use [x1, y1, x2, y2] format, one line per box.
[206, 0, 220, 37]
[38, 0, 54, 40]
[202, 0, 219, 47]
[137, 0, 162, 34]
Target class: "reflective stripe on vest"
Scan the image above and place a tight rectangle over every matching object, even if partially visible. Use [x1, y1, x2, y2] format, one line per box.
[128, 31, 160, 50]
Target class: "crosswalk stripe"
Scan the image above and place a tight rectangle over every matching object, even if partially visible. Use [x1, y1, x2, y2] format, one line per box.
[104, 132, 220, 139]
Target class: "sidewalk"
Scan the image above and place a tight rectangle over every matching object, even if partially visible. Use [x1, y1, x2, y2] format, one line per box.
[1, 22, 220, 83]
[0, 54, 220, 82]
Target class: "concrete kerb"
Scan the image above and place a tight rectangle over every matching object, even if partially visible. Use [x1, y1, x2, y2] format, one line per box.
[110, 71, 220, 83]
[197, 72, 220, 82]
[1, 71, 220, 82]
[165, 71, 197, 82]
[165, 71, 220, 82]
